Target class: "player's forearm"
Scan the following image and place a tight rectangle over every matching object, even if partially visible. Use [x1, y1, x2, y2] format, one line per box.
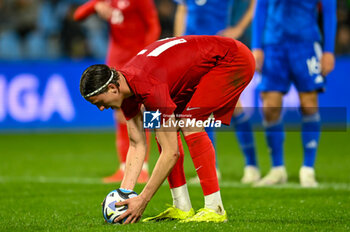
[121, 112, 146, 190]
[234, 0, 256, 32]
[174, 4, 187, 36]
[140, 148, 179, 202]
[73, 0, 99, 21]
[121, 143, 147, 190]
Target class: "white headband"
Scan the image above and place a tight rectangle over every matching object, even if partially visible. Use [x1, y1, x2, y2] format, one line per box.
[84, 71, 114, 98]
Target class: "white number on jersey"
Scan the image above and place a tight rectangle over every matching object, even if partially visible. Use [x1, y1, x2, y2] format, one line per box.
[111, 9, 124, 24]
[137, 38, 187, 57]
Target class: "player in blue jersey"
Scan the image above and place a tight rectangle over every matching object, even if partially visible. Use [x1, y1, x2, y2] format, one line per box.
[174, 0, 260, 185]
[252, 0, 337, 187]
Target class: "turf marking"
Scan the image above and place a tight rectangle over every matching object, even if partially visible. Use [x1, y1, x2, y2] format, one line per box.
[0, 176, 349, 190]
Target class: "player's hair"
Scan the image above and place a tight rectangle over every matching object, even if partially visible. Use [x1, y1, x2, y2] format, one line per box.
[79, 64, 120, 98]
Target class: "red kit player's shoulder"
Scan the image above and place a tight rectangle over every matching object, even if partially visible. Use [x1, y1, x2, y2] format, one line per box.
[121, 35, 233, 74]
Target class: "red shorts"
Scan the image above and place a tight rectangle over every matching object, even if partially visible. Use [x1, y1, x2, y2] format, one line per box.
[181, 41, 255, 125]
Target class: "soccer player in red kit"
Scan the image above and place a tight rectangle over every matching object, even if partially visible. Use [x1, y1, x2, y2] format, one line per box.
[80, 36, 255, 223]
[74, 0, 161, 183]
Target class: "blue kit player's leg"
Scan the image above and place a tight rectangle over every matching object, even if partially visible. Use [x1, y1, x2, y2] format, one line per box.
[255, 45, 289, 186]
[205, 126, 216, 154]
[231, 102, 260, 184]
[264, 120, 285, 167]
[301, 112, 321, 167]
[290, 42, 325, 187]
[232, 111, 257, 166]
[255, 118, 287, 186]
[299, 111, 320, 187]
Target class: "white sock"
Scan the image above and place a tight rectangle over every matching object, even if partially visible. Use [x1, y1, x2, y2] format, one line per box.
[204, 191, 225, 214]
[170, 184, 192, 212]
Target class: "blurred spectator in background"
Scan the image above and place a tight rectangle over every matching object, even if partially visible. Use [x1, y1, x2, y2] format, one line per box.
[38, 0, 70, 59]
[62, 4, 91, 58]
[0, 0, 106, 60]
[74, 0, 161, 184]
[0, 0, 41, 59]
[0, 0, 349, 59]
[336, 0, 350, 54]
[155, 0, 176, 38]
[336, 24, 350, 54]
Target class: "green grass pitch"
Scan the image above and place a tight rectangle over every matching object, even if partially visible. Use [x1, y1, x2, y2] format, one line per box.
[0, 130, 349, 231]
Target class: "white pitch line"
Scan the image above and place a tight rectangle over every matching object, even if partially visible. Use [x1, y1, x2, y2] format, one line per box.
[0, 176, 349, 190]
[0, 176, 103, 184]
[190, 181, 350, 190]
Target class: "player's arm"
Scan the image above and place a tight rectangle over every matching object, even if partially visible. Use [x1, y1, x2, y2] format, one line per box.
[320, 0, 337, 76]
[73, 0, 99, 21]
[137, 0, 161, 45]
[251, 0, 268, 72]
[174, 2, 187, 36]
[94, 1, 114, 21]
[219, 0, 256, 39]
[120, 111, 148, 190]
[139, 118, 179, 201]
[115, 115, 179, 224]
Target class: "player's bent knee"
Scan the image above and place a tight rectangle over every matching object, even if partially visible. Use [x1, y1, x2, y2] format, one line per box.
[181, 128, 205, 137]
[263, 107, 282, 122]
[180, 118, 205, 137]
[300, 100, 318, 115]
[300, 105, 319, 116]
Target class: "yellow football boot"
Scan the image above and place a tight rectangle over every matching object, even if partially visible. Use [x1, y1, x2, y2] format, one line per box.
[180, 208, 228, 223]
[143, 205, 195, 222]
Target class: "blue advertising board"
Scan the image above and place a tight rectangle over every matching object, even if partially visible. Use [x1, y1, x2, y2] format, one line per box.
[0, 60, 114, 131]
[0, 57, 348, 131]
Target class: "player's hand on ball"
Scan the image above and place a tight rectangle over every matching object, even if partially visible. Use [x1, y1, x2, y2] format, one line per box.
[102, 189, 138, 224]
[321, 52, 335, 77]
[114, 194, 148, 224]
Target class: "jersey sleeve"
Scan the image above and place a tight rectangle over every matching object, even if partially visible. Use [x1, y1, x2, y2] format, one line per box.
[321, 0, 337, 53]
[252, 0, 268, 49]
[143, 84, 177, 120]
[136, 0, 161, 46]
[121, 96, 142, 120]
[73, 0, 98, 21]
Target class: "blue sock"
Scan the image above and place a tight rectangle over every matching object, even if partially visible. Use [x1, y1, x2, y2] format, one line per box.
[205, 126, 218, 168]
[264, 120, 285, 167]
[232, 112, 257, 167]
[302, 113, 321, 167]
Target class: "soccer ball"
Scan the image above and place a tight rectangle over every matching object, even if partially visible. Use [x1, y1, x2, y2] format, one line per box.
[102, 188, 138, 224]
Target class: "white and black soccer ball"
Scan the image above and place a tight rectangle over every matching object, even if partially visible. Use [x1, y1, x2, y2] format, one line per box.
[102, 188, 138, 224]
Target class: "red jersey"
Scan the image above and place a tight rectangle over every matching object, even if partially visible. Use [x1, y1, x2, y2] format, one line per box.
[74, 0, 160, 67]
[106, 0, 160, 67]
[120, 35, 254, 124]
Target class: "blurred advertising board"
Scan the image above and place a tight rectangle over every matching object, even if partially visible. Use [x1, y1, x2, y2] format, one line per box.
[0, 58, 348, 131]
[0, 60, 114, 131]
